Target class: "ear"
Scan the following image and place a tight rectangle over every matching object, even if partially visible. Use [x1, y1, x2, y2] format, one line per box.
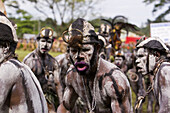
[156, 51, 161, 57]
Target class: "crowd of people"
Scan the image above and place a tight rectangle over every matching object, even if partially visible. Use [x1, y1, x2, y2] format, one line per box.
[1, 2, 170, 113]
[16, 36, 67, 53]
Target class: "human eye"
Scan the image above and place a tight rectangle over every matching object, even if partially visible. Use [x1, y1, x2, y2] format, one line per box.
[47, 40, 52, 43]
[138, 55, 144, 58]
[71, 49, 77, 53]
[41, 39, 46, 42]
[82, 48, 90, 52]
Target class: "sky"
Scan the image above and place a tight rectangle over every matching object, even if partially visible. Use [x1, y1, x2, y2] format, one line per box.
[94, 0, 155, 27]
[5, 0, 169, 27]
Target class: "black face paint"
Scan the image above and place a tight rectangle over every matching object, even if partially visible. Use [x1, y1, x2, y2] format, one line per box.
[146, 51, 149, 74]
[69, 44, 99, 78]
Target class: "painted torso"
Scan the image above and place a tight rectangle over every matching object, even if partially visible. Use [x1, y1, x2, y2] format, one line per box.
[0, 59, 48, 113]
[55, 53, 70, 92]
[65, 58, 132, 113]
[154, 61, 170, 113]
[23, 50, 59, 89]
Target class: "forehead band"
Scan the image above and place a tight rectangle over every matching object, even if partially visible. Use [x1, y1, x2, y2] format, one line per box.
[62, 28, 83, 43]
[40, 27, 53, 38]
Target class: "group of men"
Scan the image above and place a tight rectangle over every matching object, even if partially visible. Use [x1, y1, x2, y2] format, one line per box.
[0, 4, 170, 113]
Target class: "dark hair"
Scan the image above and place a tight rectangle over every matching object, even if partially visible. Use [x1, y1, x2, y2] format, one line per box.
[0, 41, 17, 53]
[148, 48, 167, 57]
[0, 23, 14, 42]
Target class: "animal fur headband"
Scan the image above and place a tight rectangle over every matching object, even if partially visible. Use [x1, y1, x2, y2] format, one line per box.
[37, 27, 54, 40]
[0, 1, 18, 43]
[62, 18, 100, 48]
[136, 37, 169, 53]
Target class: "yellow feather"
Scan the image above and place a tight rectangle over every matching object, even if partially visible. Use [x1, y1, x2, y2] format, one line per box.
[0, 0, 7, 16]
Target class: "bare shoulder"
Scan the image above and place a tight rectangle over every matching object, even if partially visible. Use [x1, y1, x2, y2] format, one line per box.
[159, 62, 170, 74]
[98, 58, 130, 98]
[55, 53, 67, 62]
[23, 51, 35, 63]
[0, 59, 22, 82]
[99, 58, 129, 85]
[158, 62, 170, 81]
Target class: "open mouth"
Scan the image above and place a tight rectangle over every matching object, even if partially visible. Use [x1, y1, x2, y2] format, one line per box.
[75, 62, 89, 72]
[41, 48, 48, 52]
[136, 66, 143, 72]
[116, 63, 120, 66]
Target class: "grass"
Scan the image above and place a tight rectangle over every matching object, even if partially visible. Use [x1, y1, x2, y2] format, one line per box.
[15, 49, 62, 61]
[131, 89, 148, 113]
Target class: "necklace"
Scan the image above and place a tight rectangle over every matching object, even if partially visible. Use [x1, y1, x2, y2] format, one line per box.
[153, 59, 164, 76]
[82, 58, 100, 113]
[34, 51, 52, 80]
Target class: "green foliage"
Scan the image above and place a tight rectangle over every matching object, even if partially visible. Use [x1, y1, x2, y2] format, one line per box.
[5, 0, 101, 36]
[5, 0, 19, 8]
[143, 0, 170, 21]
[27, 0, 37, 3]
[16, 9, 27, 15]
[9, 17, 36, 38]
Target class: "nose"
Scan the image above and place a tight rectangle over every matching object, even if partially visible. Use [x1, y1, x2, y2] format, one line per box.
[45, 41, 48, 46]
[135, 58, 140, 65]
[75, 52, 84, 61]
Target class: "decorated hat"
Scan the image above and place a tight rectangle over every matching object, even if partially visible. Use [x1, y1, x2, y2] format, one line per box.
[114, 50, 125, 59]
[0, 1, 18, 43]
[0, 0, 6, 16]
[98, 23, 111, 37]
[136, 37, 169, 53]
[62, 18, 99, 48]
[37, 27, 54, 40]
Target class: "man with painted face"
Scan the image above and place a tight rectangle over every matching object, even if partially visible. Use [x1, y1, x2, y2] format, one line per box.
[57, 18, 132, 113]
[135, 37, 170, 113]
[0, 10, 48, 113]
[114, 50, 128, 73]
[23, 27, 62, 112]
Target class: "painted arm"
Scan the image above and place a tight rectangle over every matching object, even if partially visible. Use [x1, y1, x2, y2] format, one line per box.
[0, 64, 18, 112]
[156, 64, 170, 112]
[23, 56, 34, 70]
[54, 68, 63, 103]
[62, 86, 78, 111]
[104, 73, 132, 113]
[104, 80, 122, 113]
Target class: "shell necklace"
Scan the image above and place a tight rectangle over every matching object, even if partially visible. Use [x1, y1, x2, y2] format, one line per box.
[82, 58, 100, 113]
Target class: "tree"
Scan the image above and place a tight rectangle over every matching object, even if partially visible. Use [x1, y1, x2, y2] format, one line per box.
[9, 9, 37, 38]
[143, 0, 170, 21]
[4, 0, 101, 35]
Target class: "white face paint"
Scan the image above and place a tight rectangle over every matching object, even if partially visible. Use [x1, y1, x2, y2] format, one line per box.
[136, 48, 148, 75]
[37, 38, 53, 54]
[69, 44, 94, 73]
[114, 56, 123, 68]
[148, 54, 156, 72]
[0, 44, 9, 64]
[0, 46, 5, 63]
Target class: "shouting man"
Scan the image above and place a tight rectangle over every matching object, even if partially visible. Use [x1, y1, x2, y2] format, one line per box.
[57, 18, 132, 113]
[0, 10, 48, 113]
[23, 27, 61, 112]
